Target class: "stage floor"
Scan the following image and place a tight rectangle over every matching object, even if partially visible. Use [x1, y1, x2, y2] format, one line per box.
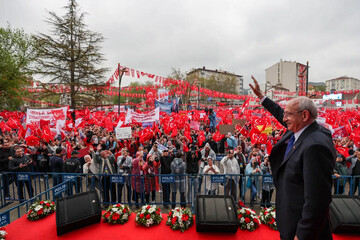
[5, 212, 358, 240]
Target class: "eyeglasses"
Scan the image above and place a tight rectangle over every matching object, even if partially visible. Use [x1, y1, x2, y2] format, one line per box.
[283, 110, 303, 118]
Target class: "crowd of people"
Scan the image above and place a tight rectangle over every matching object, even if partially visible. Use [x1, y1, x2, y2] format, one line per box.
[0, 107, 359, 209]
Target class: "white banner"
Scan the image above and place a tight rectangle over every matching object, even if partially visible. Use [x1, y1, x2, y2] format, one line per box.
[125, 108, 159, 124]
[115, 127, 132, 139]
[26, 107, 67, 125]
[113, 105, 126, 113]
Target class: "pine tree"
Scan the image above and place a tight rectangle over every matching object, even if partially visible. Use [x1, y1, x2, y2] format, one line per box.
[34, 0, 108, 110]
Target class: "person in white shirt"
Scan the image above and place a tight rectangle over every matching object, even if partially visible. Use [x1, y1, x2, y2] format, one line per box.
[117, 148, 133, 203]
[203, 157, 220, 195]
[220, 149, 240, 201]
[83, 154, 99, 190]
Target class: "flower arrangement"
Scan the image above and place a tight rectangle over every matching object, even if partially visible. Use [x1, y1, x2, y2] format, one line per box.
[166, 207, 194, 232]
[0, 227, 7, 240]
[259, 206, 277, 230]
[27, 200, 56, 221]
[135, 205, 162, 227]
[237, 207, 261, 231]
[102, 204, 131, 224]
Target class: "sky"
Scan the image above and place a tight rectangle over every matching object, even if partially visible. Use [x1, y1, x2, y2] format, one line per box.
[1, 0, 360, 88]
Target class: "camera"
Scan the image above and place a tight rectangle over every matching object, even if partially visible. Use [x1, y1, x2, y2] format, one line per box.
[253, 161, 260, 167]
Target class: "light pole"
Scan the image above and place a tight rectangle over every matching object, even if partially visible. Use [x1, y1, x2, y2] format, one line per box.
[118, 63, 127, 115]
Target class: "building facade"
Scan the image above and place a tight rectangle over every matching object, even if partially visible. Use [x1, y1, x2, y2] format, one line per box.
[186, 67, 244, 95]
[325, 76, 360, 92]
[265, 59, 308, 95]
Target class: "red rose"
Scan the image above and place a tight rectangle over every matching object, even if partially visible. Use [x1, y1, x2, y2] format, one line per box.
[245, 210, 250, 215]
[269, 218, 275, 225]
[245, 217, 250, 223]
[156, 211, 160, 215]
[46, 203, 50, 207]
[39, 201, 44, 205]
[238, 214, 242, 219]
[171, 217, 178, 225]
[168, 211, 172, 216]
[181, 214, 189, 221]
[254, 218, 259, 224]
[238, 200, 245, 207]
[123, 208, 127, 213]
[51, 202, 55, 205]
[176, 209, 180, 212]
[140, 213, 144, 218]
[105, 211, 111, 218]
[146, 214, 151, 219]
[116, 204, 121, 207]
[265, 211, 269, 215]
[37, 209, 43, 215]
[158, 208, 161, 211]
[0, 227, 5, 231]
[146, 205, 151, 210]
[112, 213, 120, 221]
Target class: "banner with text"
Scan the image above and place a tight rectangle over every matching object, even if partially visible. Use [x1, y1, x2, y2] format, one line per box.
[125, 108, 159, 124]
[26, 107, 68, 125]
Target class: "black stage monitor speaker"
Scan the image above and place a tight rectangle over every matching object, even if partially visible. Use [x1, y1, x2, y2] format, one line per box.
[195, 195, 238, 233]
[56, 190, 101, 235]
[330, 195, 360, 234]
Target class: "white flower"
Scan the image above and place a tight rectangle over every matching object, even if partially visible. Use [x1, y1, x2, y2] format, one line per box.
[34, 205, 43, 211]
[111, 208, 118, 212]
[148, 208, 155, 213]
[135, 216, 139, 221]
[250, 221, 254, 226]
[246, 223, 251, 229]
[240, 217, 245, 223]
[0, 230, 7, 236]
[122, 214, 128, 220]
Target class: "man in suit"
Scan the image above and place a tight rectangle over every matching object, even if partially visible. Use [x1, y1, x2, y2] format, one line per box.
[250, 76, 336, 240]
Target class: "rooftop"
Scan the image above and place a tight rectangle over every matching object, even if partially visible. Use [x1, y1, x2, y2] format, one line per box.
[187, 66, 243, 78]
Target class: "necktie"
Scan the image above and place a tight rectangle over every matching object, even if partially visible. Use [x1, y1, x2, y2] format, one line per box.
[284, 134, 295, 158]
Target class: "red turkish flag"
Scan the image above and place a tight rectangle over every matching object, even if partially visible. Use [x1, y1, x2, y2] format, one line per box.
[249, 127, 261, 144]
[184, 131, 192, 143]
[66, 141, 73, 159]
[171, 127, 178, 138]
[17, 126, 25, 140]
[0, 121, 12, 133]
[239, 127, 249, 137]
[51, 109, 65, 120]
[146, 88, 156, 102]
[25, 135, 40, 146]
[335, 146, 350, 158]
[256, 133, 268, 145]
[212, 131, 224, 142]
[183, 140, 189, 152]
[198, 131, 205, 147]
[7, 118, 19, 129]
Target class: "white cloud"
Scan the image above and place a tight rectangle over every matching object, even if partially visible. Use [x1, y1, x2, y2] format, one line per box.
[1, 0, 359, 88]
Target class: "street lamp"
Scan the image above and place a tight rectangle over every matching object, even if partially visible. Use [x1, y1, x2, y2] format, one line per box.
[118, 63, 128, 115]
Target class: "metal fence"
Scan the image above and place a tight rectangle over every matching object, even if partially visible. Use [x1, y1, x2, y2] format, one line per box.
[0, 172, 359, 226]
